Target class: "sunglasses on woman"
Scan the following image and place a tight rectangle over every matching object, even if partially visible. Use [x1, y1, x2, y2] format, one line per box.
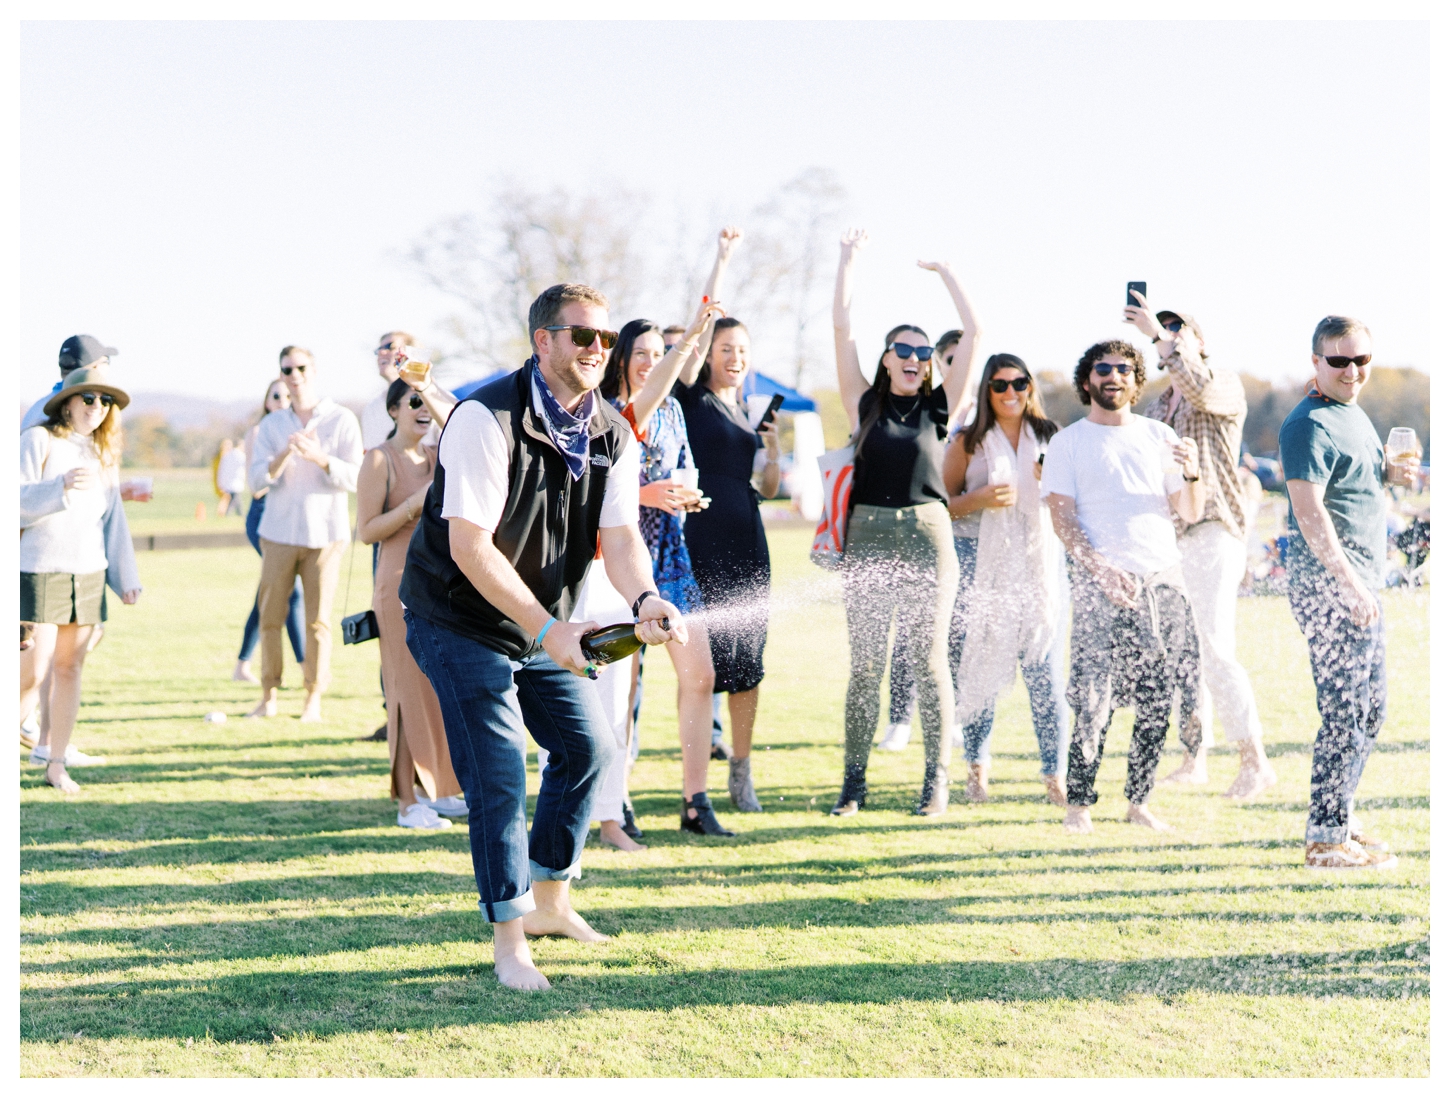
[407, 395, 425, 409]
[891, 342, 934, 362]
[989, 377, 1031, 393]
[543, 325, 618, 350]
[1322, 354, 1372, 369]
[1092, 362, 1134, 376]
[78, 392, 115, 407]
[280, 363, 308, 376]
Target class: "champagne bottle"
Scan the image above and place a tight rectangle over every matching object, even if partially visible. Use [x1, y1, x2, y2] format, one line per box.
[580, 621, 670, 668]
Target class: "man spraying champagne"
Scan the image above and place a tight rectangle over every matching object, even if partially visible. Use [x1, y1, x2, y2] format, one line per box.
[400, 283, 685, 992]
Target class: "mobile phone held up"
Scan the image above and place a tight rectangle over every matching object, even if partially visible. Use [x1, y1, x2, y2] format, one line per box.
[1127, 281, 1147, 307]
[753, 392, 785, 431]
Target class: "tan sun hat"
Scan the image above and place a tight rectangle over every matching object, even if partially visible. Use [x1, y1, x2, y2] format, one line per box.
[42, 365, 131, 419]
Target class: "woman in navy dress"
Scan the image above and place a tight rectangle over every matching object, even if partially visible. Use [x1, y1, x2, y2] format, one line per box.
[600, 297, 735, 838]
[675, 316, 781, 814]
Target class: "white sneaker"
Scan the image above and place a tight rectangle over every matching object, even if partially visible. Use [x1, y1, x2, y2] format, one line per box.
[416, 788, 468, 817]
[948, 724, 964, 750]
[29, 745, 106, 767]
[21, 712, 40, 737]
[397, 802, 451, 830]
[878, 723, 912, 751]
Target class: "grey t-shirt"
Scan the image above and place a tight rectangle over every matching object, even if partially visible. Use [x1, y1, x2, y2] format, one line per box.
[1279, 393, 1387, 588]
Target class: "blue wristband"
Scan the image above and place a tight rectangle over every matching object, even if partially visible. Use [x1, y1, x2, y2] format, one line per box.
[535, 618, 555, 647]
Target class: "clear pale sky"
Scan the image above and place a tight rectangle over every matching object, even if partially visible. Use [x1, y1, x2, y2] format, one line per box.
[19, 19, 1431, 405]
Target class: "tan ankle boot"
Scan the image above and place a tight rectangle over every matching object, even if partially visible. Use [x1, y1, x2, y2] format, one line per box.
[965, 763, 990, 803]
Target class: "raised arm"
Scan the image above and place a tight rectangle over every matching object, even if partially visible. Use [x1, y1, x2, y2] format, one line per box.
[680, 228, 741, 389]
[918, 260, 983, 420]
[834, 228, 871, 432]
[632, 298, 726, 427]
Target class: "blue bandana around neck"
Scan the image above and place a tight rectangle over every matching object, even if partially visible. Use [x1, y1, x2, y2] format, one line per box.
[529, 357, 593, 481]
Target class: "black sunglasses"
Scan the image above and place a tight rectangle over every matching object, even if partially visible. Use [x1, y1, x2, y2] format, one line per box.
[1323, 354, 1372, 369]
[1163, 319, 1184, 333]
[78, 392, 115, 407]
[1093, 362, 1135, 376]
[543, 325, 618, 350]
[280, 363, 308, 375]
[408, 395, 425, 409]
[989, 377, 1031, 393]
[890, 342, 934, 362]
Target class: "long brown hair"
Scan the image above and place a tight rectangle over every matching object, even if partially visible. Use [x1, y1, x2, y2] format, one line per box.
[854, 324, 934, 454]
[958, 353, 1058, 458]
[45, 396, 123, 469]
[695, 317, 749, 389]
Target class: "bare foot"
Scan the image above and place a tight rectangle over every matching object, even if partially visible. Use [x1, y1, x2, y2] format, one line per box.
[247, 691, 277, 719]
[1127, 803, 1173, 831]
[1162, 748, 1208, 785]
[45, 763, 80, 794]
[1225, 742, 1277, 800]
[1064, 806, 1092, 834]
[965, 763, 990, 803]
[232, 660, 260, 684]
[598, 821, 646, 852]
[1043, 774, 1068, 807]
[492, 922, 551, 991]
[298, 692, 323, 723]
[524, 879, 610, 942]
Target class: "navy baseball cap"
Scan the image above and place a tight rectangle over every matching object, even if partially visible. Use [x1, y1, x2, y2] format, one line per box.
[59, 334, 118, 371]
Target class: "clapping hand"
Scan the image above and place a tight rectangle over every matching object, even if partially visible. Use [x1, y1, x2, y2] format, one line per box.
[289, 429, 329, 469]
[1124, 288, 1164, 341]
[63, 466, 98, 492]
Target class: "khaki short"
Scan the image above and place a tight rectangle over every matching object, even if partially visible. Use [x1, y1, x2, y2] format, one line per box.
[20, 571, 107, 626]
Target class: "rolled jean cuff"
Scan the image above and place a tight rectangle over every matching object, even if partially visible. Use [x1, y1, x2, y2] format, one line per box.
[480, 890, 535, 924]
[530, 858, 582, 883]
[1306, 823, 1350, 846]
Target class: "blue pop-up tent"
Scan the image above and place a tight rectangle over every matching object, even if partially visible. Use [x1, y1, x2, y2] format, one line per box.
[452, 366, 817, 412]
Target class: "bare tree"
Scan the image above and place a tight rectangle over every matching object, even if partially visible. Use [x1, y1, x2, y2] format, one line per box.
[410, 180, 650, 376]
[731, 167, 847, 391]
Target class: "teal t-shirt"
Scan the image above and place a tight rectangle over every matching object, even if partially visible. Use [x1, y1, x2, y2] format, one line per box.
[1278, 393, 1387, 588]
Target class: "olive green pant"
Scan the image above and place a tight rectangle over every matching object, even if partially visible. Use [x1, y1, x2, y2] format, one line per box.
[842, 502, 958, 780]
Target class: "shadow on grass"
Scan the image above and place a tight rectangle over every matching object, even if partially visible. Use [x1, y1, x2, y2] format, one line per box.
[19, 938, 1428, 1043]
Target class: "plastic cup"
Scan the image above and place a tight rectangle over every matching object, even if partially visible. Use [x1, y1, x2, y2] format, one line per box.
[671, 468, 699, 492]
[1161, 439, 1181, 474]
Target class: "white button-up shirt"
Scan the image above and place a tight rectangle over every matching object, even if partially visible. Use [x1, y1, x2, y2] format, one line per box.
[248, 398, 363, 548]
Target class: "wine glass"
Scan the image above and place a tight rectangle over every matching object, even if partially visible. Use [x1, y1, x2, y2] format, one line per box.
[1386, 428, 1422, 489]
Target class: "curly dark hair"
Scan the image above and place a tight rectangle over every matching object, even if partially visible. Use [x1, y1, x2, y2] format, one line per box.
[1073, 340, 1145, 405]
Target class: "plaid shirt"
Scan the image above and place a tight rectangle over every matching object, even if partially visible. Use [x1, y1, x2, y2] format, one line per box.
[1141, 342, 1248, 540]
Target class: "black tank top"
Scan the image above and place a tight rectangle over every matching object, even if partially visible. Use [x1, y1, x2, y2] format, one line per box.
[850, 385, 950, 509]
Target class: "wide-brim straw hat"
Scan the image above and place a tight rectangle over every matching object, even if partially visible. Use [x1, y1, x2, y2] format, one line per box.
[42, 365, 131, 419]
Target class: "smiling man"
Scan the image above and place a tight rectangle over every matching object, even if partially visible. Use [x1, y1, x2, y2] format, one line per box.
[399, 283, 686, 991]
[1280, 316, 1413, 871]
[1041, 340, 1205, 835]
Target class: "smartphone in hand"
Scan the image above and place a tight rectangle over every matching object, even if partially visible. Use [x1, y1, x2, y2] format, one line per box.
[754, 392, 785, 430]
[1127, 281, 1147, 307]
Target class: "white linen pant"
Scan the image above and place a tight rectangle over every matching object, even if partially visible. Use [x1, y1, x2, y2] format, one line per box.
[537, 561, 632, 824]
[1181, 520, 1263, 745]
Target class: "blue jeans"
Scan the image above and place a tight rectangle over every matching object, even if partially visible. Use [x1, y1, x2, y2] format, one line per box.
[957, 536, 1070, 777]
[239, 495, 304, 663]
[405, 610, 614, 923]
[1287, 540, 1388, 845]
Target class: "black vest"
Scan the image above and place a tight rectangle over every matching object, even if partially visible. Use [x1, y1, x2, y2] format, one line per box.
[398, 367, 633, 658]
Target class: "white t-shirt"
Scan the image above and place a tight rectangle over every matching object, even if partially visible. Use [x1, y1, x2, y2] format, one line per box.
[439, 399, 640, 534]
[1040, 414, 1186, 576]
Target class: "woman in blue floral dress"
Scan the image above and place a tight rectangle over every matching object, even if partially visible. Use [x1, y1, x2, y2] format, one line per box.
[600, 295, 734, 838]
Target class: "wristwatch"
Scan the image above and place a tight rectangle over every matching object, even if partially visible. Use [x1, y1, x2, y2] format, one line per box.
[632, 589, 659, 619]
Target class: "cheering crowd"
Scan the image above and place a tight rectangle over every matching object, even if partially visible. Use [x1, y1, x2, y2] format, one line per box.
[19, 227, 1420, 991]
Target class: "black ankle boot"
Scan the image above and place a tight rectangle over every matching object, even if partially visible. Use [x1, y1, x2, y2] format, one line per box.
[831, 762, 868, 816]
[621, 801, 644, 840]
[680, 792, 735, 836]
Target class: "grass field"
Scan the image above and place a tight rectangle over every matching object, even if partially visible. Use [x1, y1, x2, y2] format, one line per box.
[19, 526, 1429, 1077]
